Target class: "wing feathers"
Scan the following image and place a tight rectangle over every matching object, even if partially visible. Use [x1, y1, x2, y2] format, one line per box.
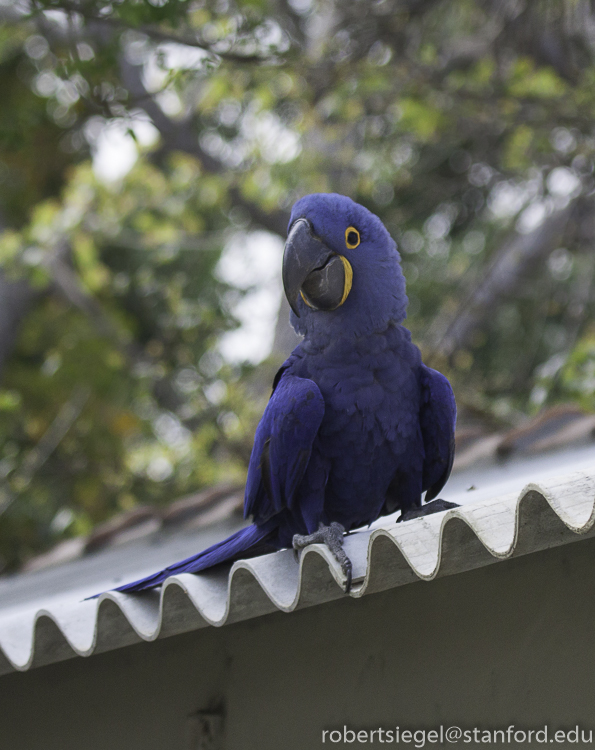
[244, 372, 324, 523]
[419, 365, 456, 501]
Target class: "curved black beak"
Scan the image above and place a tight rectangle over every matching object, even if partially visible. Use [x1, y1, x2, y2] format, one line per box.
[282, 218, 352, 317]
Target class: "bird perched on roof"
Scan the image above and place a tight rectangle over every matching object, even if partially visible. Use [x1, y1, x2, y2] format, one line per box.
[111, 193, 457, 595]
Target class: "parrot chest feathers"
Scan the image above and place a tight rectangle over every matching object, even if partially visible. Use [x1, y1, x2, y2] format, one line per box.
[286, 325, 424, 523]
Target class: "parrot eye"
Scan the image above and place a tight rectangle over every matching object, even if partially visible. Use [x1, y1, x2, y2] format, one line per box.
[345, 227, 361, 249]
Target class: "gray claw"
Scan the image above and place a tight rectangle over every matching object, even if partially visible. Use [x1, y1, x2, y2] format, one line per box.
[292, 522, 353, 593]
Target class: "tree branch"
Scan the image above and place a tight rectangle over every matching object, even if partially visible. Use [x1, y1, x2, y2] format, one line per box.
[119, 58, 290, 236]
[44, 244, 183, 411]
[427, 202, 577, 361]
[0, 384, 90, 516]
[0, 275, 43, 375]
[33, 1, 283, 63]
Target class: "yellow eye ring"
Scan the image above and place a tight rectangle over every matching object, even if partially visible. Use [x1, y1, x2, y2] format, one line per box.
[345, 226, 360, 249]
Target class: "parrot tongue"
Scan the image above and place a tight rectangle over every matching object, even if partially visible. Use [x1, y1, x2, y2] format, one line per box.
[282, 218, 352, 316]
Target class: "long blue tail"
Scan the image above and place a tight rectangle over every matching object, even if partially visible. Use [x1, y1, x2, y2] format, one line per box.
[94, 523, 276, 596]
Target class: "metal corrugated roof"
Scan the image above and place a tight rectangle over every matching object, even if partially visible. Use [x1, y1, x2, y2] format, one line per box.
[1, 465, 595, 676]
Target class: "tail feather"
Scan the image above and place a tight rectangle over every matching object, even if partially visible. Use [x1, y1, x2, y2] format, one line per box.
[92, 523, 276, 596]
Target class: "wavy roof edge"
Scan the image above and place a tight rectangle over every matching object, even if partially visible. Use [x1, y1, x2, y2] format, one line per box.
[2, 469, 595, 677]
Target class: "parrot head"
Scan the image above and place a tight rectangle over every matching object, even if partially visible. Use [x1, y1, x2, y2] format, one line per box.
[282, 193, 408, 339]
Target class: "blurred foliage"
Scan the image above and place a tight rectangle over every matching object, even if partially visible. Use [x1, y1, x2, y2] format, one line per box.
[0, 161, 262, 566]
[2, 0, 595, 566]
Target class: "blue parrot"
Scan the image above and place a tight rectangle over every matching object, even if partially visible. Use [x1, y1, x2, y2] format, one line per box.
[110, 193, 457, 594]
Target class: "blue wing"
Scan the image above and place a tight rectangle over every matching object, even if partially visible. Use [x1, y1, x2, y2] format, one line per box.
[419, 365, 456, 501]
[244, 369, 325, 524]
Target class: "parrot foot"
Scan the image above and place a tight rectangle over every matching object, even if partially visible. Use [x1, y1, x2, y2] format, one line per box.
[292, 522, 352, 593]
[398, 498, 459, 523]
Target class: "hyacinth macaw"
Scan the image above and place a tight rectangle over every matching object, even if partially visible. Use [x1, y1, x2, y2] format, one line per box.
[111, 193, 457, 594]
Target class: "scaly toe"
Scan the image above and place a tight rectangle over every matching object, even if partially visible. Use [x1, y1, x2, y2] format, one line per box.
[291, 523, 352, 593]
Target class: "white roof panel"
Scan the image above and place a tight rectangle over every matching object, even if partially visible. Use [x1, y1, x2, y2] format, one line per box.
[1, 459, 595, 676]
